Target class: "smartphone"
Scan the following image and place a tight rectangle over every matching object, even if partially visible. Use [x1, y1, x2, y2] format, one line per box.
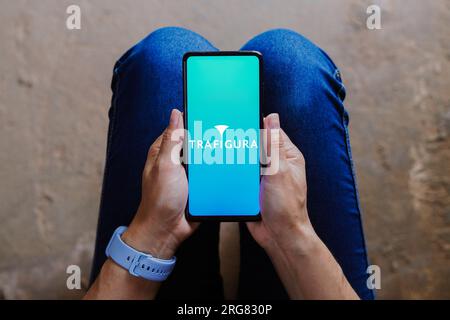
[183, 51, 263, 221]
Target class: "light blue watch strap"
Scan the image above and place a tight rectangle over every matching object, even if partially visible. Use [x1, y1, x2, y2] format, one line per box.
[105, 226, 176, 282]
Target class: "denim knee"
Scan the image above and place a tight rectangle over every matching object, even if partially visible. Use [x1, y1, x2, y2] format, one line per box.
[108, 26, 217, 122]
[241, 29, 346, 132]
[241, 28, 341, 83]
[113, 26, 216, 75]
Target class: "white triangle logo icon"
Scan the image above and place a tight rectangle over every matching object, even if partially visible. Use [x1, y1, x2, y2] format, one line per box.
[214, 125, 229, 137]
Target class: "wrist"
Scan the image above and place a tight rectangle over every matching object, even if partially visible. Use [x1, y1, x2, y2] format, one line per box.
[265, 222, 322, 260]
[122, 219, 178, 260]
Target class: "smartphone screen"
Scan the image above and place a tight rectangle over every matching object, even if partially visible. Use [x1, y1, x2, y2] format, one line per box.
[183, 52, 262, 220]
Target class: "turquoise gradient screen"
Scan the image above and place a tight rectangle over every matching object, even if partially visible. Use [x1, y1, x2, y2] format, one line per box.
[185, 55, 260, 216]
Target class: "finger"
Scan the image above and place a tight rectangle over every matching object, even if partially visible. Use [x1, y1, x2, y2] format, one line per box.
[260, 117, 269, 165]
[143, 133, 163, 175]
[179, 112, 185, 130]
[149, 134, 163, 161]
[159, 109, 184, 164]
[187, 221, 200, 231]
[246, 221, 260, 231]
[279, 128, 304, 163]
[264, 113, 285, 161]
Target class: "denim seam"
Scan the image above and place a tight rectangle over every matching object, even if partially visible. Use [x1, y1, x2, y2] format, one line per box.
[100, 68, 121, 222]
[107, 69, 121, 158]
[342, 113, 375, 299]
[334, 69, 346, 102]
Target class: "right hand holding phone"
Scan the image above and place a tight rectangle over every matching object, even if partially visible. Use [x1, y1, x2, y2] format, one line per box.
[247, 113, 320, 254]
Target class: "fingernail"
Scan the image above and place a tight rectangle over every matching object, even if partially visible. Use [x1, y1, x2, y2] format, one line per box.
[170, 109, 179, 127]
[267, 113, 280, 129]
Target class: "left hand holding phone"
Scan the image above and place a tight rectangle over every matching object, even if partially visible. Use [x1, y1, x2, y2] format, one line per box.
[122, 109, 197, 260]
[85, 109, 194, 300]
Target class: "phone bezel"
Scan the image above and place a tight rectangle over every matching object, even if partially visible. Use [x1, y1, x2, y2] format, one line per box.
[183, 51, 263, 222]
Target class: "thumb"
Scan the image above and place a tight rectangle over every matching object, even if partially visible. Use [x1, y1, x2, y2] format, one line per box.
[265, 113, 303, 163]
[159, 109, 184, 164]
[264, 113, 285, 161]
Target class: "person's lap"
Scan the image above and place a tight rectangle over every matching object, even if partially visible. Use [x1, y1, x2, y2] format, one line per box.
[90, 26, 374, 300]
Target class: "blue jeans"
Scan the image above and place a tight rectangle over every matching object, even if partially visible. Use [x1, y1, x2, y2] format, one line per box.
[90, 27, 374, 300]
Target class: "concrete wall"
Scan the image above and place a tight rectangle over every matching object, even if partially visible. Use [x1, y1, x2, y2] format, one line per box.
[0, 0, 449, 299]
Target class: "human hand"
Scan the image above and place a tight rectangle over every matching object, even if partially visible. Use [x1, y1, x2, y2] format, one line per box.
[247, 113, 319, 254]
[122, 109, 196, 259]
[85, 109, 195, 300]
[246, 114, 359, 299]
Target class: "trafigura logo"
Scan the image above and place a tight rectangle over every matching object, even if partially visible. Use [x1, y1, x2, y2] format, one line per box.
[169, 121, 280, 175]
[188, 124, 258, 150]
[187, 121, 258, 164]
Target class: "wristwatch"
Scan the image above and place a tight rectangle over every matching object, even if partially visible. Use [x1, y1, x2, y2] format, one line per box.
[105, 226, 176, 282]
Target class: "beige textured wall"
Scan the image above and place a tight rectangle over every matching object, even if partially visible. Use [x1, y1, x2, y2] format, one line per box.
[0, 0, 449, 299]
